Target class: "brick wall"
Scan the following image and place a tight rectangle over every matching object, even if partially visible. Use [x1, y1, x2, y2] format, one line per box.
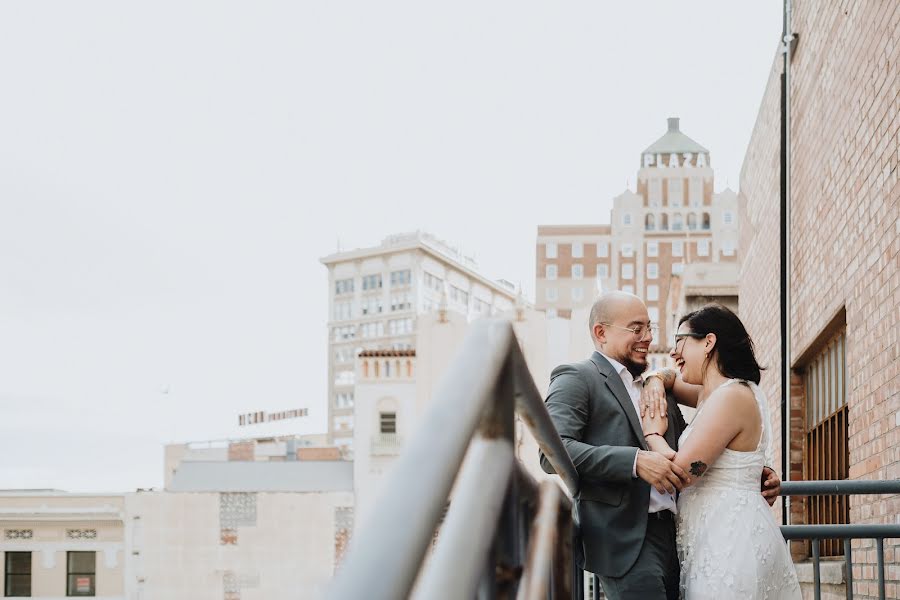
[740, 2, 899, 598]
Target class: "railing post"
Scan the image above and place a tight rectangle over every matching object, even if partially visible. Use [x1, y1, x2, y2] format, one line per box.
[811, 539, 820, 600]
[876, 537, 885, 600]
[843, 538, 852, 600]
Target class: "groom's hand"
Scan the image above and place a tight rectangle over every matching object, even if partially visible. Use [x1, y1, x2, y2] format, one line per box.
[761, 466, 781, 506]
[636, 450, 689, 495]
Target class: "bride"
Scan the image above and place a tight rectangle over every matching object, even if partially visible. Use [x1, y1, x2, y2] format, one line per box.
[640, 304, 800, 599]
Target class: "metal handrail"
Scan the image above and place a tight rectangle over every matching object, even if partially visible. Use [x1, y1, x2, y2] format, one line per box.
[327, 320, 579, 600]
[779, 480, 900, 600]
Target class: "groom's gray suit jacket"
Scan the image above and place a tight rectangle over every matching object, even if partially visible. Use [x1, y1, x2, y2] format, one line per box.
[540, 351, 687, 578]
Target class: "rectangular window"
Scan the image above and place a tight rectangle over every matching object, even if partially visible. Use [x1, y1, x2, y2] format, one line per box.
[621, 243, 633, 257]
[362, 274, 383, 291]
[335, 278, 354, 295]
[572, 242, 583, 258]
[390, 269, 412, 287]
[449, 285, 469, 306]
[622, 213, 632, 226]
[571, 287, 584, 302]
[672, 262, 685, 275]
[722, 240, 736, 256]
[648, 307, 659, 323]
[648, 178, 662, 206]
[723, 211, 734, 225]
[647, 284, 659, 301]
[647, 241, 658, 257]
[667, 177, 683, 207]
[597, 243, 609, 258]
[647, 263, 658, 279]
[424, 272, 443, 292]
[333, 301, 353, 321]
[621, 264, 634, 280]
[572, 264, 583, 280]
[689, 176, 703, 207]
[597, 264, 609, 279]
[390, 293, 412, 311]
[380, 412, 397, 434]
[672, 240, 684, 257]
[67, 551, 96, 597]
[544, 287, 558, 302]
[622, 284, 634, 294]
[545, 243, 557, 259]
[546, 265, 557, 280]
[697, 240, 710, 256]
[361, 297, 383, 315]
[5, 552, 31, 597]
[805, 329, 849, 557]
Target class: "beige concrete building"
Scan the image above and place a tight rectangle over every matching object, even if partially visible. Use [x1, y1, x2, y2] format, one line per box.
[320, 231, 519, 451]
[536, 117, 740, 368]
[0, 493, 125, 598]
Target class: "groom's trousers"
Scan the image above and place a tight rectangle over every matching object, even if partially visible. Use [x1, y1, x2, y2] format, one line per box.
[597, 510, 679, 600]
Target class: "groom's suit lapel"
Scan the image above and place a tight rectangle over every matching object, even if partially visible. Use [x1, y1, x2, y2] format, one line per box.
[589, 352, 648, 451]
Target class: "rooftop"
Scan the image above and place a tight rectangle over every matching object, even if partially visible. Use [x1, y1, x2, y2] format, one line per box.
[642, 117, 709, 156]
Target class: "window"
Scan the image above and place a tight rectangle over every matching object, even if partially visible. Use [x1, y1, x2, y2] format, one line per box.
[689, 176, 703, 206]
[804, 329, 848, 557]
[545, 243, 557, 259]
[333, 325, 356, 341]
[335, 393, 354, 409]
[621, 243, 633, 257]
[648, 307, 659, 323]
[67, 551, 95, 597]
[647, 263, 658, 279]
[391, 293, 412, 311]
[672, 213, 684, 231]
[334, 415, 354, 431]
[623, 213, 632, 226]
[333, 301, 353, 321]
[360, 321, 384, 338]
[546, 265, 557, 280]
[5, 552, 30, 597]
[335, 278, 354, 295]
[380, 412, 397, 434]
[361, 296, 383, 315]
[546, 308, 558, 319]
[672, 262, 685, 275]
[362, 274, 383, 291]
[622, 285, 634, 294]
[572, 242, 583, 258]
[668, 177, 683, 207]
[645, 213, 656, 231]
[702, 213, 711, 230]
[647, 284, 659, 301]
[335, 370, 355, 386]
[647, 241, 658, 257]
[449, 285, 469, 305]
[388, 318, 413, 336]
[722, 240, 736, 256]
[544, 287, 558, 302]
[723, 211, 734, 225]
[648, 178, 662, 206]
[424, 272, 443, 292]
[621, 264, 633, 280]
[672, 240, 684, 257]
[597, 264, 609, 279]
[571, 287, 584, 302]
[473, 298, 491, 315]
[390, 269, 412, 287]
[697, 240, 710, 256]
[572, 264, 583, 280]
[687, 213, 698, 230]
[597, 243, 609, 258]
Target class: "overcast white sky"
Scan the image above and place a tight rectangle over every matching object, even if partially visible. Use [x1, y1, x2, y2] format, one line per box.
[0, 1, 782, 492]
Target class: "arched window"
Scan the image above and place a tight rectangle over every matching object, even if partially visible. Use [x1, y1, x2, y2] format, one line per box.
[660, 213, 669, 230]
[385, 361, 391, 377]
[702, 213, 711, 230]
[687, 213, 698, 230]
[406, 360, 413, 377]
[645, 213, 656, 231]
[363, 361, 369, 378]
[395, 360, 401, 377]
[673, 213, 684, 231]
[374, 361, 380, 377]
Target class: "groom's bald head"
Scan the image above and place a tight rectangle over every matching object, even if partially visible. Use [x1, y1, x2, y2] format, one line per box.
[589, 291, 645, 338]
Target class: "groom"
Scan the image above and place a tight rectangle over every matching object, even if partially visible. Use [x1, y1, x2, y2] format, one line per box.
[540, 291, 780, 600]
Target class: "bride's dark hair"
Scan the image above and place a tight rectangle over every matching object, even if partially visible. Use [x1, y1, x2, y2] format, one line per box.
[678, 304, 765, 384]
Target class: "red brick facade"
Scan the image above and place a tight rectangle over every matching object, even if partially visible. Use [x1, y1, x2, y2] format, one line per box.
[740, 2, 899, 597]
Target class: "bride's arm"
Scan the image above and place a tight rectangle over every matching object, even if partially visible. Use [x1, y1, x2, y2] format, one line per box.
[671, 386, 757, 488]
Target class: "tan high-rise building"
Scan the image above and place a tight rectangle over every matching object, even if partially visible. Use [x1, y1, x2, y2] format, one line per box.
[535, 117, 740, 367]
[320, 232, 519, 450]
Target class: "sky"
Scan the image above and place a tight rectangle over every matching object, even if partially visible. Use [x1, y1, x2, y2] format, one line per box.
[0, 1, 783, 492]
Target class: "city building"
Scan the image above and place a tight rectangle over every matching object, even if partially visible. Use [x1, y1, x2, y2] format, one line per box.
[320, 232, 519, 451]
[739, 3, 899, 597]
[536, 117, 740, 368]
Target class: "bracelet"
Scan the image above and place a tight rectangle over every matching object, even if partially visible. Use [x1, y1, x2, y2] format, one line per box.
[642, 373, 665, 387]
[644, 432, 663, 439]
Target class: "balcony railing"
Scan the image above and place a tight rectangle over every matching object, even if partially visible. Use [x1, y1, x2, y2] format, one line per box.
[328, 319, 579, 600]
[370, 432, 402, 455]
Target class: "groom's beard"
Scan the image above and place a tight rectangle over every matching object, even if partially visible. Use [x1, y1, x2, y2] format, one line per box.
[622, 358, 648, 379]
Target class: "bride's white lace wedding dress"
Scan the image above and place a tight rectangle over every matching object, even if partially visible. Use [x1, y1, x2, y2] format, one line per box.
[676, 379, 801, 599]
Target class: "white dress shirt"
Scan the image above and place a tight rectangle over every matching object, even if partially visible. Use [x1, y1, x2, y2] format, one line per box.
[597, 350, 677, 514]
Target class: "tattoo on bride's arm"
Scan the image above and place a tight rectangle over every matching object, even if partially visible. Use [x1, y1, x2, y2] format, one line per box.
[659, 368, 676, 388]
[689, 460, 708, 478]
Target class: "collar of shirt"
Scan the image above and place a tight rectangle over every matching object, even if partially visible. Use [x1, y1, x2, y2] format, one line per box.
[597, 350, 642, 390]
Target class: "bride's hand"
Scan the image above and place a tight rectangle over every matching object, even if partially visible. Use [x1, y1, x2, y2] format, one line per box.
[642, 406, 668, 436]
[640, 376, 668, 419]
